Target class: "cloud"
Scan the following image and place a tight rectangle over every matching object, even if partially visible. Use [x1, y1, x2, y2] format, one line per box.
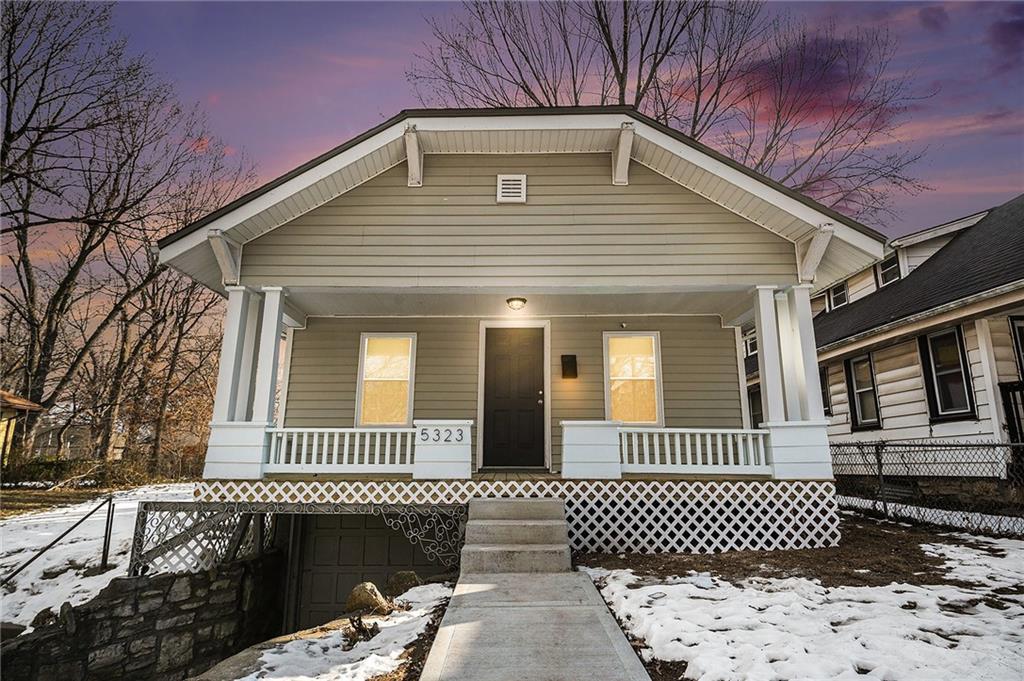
[987, 3, 1024, 72]
[888, 107, 1024, 144]
[918, 5, 949, 32]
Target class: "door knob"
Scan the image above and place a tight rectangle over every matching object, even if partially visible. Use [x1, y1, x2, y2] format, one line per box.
[537, 399, 544, 405]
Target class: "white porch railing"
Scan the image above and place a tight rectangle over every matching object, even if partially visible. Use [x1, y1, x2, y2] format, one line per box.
[265, 427, 416, 474]
[618, 427, 771, 475]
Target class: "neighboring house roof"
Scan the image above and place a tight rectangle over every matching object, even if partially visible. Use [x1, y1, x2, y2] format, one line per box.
[888, 208, 990, 248]
[814, 193, 1024, 349]
[157, 106, 885, 293]
[0, 390, 45, 412]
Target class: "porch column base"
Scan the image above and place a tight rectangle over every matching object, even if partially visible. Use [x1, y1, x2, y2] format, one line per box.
[561, 421, 622, 479]
[413, 420, 473, 480]
[764, 421, 832, 480]
[204, 422, 270, 480]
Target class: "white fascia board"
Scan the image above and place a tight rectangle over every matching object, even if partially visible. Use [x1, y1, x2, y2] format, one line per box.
[159, 120, 408, 264]
[889, 210, 988, 247]
[403, 113, 632, 132]
[630, 122, 884, 259]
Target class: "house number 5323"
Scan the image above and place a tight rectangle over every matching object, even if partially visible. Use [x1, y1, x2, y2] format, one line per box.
[419, 427, 465, 443]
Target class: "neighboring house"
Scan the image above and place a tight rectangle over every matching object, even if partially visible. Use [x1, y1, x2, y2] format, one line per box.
[155, 106, 889, 619]
[0, 390, 44, 467]
[746, 194, 1024, 448]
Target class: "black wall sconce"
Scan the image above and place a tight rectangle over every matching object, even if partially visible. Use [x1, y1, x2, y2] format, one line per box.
[561, 354, 578, 379]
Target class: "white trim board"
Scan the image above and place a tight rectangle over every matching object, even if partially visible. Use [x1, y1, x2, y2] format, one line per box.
[476, 319, 552, 471]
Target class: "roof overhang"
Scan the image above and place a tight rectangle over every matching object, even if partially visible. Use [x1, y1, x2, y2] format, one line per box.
[158, 107, 885, 294]
[889, 209, 990, 248]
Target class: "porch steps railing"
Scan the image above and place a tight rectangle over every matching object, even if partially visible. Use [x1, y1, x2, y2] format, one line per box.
[618, 427, 771, 475]
[265, 427, 416, 473]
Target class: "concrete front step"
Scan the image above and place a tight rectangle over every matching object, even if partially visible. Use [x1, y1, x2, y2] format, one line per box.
[460, 543, 571, 574]
[468, 497, 565, 521]
[465, 519, 569, 545]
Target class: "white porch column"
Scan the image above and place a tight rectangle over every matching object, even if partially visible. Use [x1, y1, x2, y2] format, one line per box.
[204, 286, 285, 480]
[762, 284, 831, 480]
[211, 286, 252, 422]
[753, 286, 786, 424]
[775, 290, 803, 420]
[232, 293, 262, 421]
[251, 286, 284, 424]
[789, 284, 825, 420]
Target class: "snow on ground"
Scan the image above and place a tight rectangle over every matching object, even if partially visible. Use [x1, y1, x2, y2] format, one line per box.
[0, 483, 193, 627]
[583, 534, 1024, 681]
[235, 583, 452, 681]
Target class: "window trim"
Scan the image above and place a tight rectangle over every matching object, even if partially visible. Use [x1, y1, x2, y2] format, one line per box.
[1010, 316, 1024, 380]
[844, 353, 881, 431]
[602, 331, 665, 426]
[827, 281, 849, 311]
[354, 332, 417, 427]
[918, 326, 976, 423]
[820, 365, 832, 417]
[874, 254, 901, 288]
[743, 331, 758, 357]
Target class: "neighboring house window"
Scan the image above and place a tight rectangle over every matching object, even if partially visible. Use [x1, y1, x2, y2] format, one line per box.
[918, 327, 975, 420]
[604, 332, 663, 425]
[827, 282, 849, 310]
[743, 332, 758, 357]
[748, 387, 763, 427]
[844, 354, 880, 429]
[875, 254, 901, 287]
[356, 333, 416, 426]
[820, 366, 832, 416]
[1011, 316, 1024, 379]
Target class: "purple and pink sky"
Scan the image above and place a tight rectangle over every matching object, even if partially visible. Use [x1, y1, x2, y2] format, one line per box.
[113, 1, 1024, 237]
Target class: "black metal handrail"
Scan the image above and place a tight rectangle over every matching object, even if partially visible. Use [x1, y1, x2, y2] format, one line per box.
[1, 494, 116, 586]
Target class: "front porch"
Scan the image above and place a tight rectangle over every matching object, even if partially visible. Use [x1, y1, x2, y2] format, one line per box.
[203, 285, 831, 484]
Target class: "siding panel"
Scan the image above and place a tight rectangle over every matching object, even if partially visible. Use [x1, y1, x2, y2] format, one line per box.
[826, 327, 997, 444]
[241, 154, 797, 289]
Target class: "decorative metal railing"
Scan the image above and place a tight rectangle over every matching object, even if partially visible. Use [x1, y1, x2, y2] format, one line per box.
[618, 427, 771, 474]
[265, 427, 417, 474]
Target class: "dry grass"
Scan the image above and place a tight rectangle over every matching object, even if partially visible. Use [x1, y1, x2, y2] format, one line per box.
[0, 487, 118, 520]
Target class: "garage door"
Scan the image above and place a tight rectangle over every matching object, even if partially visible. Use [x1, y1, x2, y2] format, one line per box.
[294, 514, 443, 629]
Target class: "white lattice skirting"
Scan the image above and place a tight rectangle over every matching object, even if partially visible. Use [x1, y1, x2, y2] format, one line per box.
[196, 479, 840, 553]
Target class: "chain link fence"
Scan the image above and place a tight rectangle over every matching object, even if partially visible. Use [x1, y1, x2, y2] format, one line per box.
[831, 440, 1024, 537]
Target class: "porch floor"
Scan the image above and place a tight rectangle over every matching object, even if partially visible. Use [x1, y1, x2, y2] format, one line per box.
[264, 470, 773, 482]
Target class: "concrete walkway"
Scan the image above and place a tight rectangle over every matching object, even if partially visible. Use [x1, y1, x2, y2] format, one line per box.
[420, 572, 651, 680]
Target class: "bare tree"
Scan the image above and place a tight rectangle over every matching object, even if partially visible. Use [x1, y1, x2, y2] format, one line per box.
[408, 1, 928, 223]
[1, 1, 253, 467]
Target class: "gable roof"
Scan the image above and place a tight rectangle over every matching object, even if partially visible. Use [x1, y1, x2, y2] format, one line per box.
[157, 106, 885, 291]
[158, 106, 883, 250]
[814, 193, 1024, 349]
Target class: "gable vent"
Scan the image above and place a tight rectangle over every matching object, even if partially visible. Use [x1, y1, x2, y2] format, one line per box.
[496, 174, 527, 203]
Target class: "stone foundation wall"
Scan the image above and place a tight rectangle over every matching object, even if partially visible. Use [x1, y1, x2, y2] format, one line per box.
[0, 552, 284, 681]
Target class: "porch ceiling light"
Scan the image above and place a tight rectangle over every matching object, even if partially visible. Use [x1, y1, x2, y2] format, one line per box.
[506, 297, 527, 311]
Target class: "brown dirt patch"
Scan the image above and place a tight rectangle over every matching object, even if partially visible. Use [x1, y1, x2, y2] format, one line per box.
[367, 599, 448, 681]
[0, 487, 119, 519]
[576, 514, 986, 588]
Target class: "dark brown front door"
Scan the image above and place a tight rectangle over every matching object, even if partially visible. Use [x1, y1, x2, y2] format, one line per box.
[483, 327, 545, 467]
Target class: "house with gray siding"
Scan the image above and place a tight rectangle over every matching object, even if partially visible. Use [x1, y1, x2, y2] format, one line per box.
[156, 106, 890, 624]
